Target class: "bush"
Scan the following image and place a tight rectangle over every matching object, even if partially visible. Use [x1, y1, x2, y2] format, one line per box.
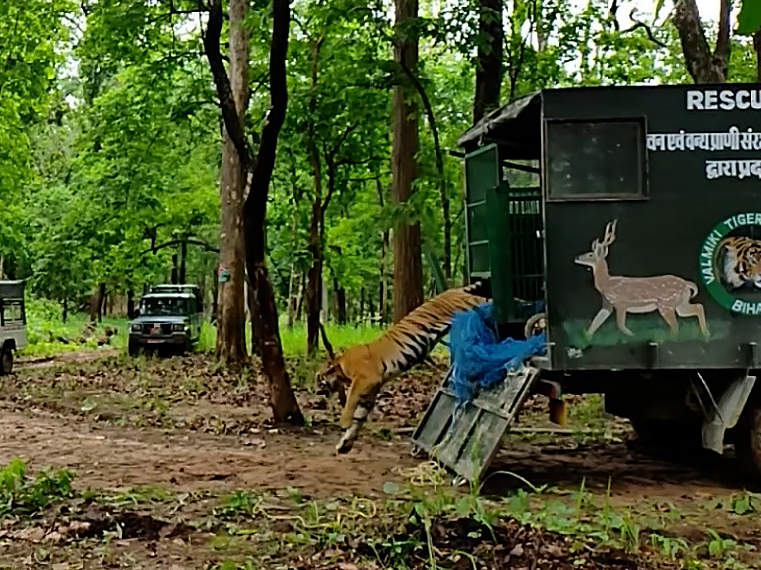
[24, 297, 68, 345]
[0, 458, 74, 517]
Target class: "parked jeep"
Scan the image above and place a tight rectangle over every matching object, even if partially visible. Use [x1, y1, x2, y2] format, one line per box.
[128, 284, 202, 355]
[0, 280, 26, 375]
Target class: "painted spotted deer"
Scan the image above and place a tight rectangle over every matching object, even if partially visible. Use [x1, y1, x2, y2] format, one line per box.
[575, 220, 709, 338]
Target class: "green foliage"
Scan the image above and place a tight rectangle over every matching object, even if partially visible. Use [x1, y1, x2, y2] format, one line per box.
[649, 532, 689, 560]
[97, 485, 175, 507]
[737, 0, 761, 35]
[4, 0, 760, 353]
[0, 458, 74, 517]
[22, 302, 127, 357]
[214, 490, 263, 520]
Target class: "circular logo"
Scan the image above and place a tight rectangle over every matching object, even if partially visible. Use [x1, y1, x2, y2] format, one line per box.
[699, 212, 761, 315]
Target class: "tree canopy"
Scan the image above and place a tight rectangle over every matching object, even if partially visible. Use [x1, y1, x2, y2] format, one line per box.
[2, 0, 760, 334]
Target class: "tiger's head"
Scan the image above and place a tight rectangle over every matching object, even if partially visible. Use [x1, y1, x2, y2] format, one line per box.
[315, 356, 349, 406]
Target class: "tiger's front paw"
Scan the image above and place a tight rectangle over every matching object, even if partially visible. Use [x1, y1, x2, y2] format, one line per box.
[335, 423, 359, 454]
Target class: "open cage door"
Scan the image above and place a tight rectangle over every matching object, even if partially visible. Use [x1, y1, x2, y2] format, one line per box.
[464, 144, 545, 332]
[411, 364, 540, 483]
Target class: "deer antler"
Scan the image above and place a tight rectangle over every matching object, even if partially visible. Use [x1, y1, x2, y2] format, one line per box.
[601, 219, 617, 246]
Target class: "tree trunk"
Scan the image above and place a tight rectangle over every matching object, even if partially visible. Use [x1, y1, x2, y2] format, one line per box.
[399, 64, 450, 279]
[391, 0, 423, 323]
[200, 0, 302, 423]
[247, 280, 258, 355]
[296, 272, 305, 321]
[97, 283, 106, 322]
[245, 19, 303, 423]
[305, 180, 323, 355]
[213, 0, 249, 366]
[304, 38, 324, 356]
[62, 298, 68, 323]
[179, 240, 187, 283]
[333, 277, 347, 325]
[376, 178, 389, 323]
[672, 0, 731, 83]
[127, 289, 134, 319]
[286, 260, 297, 327]
[89, 283, 105, 322]
[473, 0, 504, 123]
[359, 287, 365, 326]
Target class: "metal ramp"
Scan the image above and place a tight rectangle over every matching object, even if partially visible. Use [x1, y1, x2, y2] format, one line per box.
[411, 365, 540, 483]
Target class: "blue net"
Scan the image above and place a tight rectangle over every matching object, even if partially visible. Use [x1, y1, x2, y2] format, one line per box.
[448, 302, 546, 405]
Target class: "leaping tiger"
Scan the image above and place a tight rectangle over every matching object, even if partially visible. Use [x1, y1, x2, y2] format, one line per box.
[316, 282, 488, 453]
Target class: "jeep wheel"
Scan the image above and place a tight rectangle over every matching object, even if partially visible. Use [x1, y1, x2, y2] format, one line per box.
[735, 399, 761, 481]
[0, 346, 13, 375]
[128, 339, 139, 357]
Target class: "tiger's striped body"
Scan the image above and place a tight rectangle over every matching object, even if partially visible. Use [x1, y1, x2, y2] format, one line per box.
[715, 236, 761, 290]
[317, 283, 488, 452]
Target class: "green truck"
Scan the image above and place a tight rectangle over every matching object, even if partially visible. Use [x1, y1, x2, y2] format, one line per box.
[413, 83, 761, 483]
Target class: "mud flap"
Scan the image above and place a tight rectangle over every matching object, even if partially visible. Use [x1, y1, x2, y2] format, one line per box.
[411, 365, 540, 483]
[702, 374, 756, 454]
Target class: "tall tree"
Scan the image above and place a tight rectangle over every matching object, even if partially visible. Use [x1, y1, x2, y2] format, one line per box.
[671, 0, 732, 83]
[215, 0, 248, 365]
[304, 36, 325, 356]
[203, 0, 303, 423]
[391, 0, 423, 322]
[473, 0, 504, 122]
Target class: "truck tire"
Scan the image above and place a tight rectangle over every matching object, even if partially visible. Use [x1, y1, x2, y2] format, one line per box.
[0, 345, 13, 375]
[735, 399, 761, 481]
[128, 339, 139, 357]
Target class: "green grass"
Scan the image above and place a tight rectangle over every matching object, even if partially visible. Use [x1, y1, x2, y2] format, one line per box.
[279, 321, 383, 356]
[20, 300, 402, 360]
[0, 458, 74, 517]
[563, 316, 728, 349]
[199, 318, 387, 358]
[22, 299, 127, 357]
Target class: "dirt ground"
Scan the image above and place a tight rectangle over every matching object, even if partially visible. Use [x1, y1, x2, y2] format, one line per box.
[0, 351, 759, 569]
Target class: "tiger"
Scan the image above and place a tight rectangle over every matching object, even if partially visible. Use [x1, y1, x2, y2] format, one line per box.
[316, 282, 488, 453]
[713, 236, 761, 290]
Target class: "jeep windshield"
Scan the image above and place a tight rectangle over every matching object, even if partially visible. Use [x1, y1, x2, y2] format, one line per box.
[140, 296, 190, 317]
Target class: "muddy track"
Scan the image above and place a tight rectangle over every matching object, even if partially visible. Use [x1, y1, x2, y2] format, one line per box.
[16, 348, 119, 371]
[0, 407, 414, 497]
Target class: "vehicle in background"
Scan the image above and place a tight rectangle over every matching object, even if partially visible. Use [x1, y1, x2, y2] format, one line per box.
[127, 284, 203, 356]
[0, 280, 26, 375]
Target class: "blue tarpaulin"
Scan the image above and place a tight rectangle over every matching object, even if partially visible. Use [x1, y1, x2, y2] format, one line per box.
[448, 302, 546, 404]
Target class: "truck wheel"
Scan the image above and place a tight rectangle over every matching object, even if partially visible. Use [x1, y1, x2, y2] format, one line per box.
[0, 346, 13, 375]
[524, 312, 546, 338]
[735, 400, 761, 481]
[128, 339, 139, 356]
